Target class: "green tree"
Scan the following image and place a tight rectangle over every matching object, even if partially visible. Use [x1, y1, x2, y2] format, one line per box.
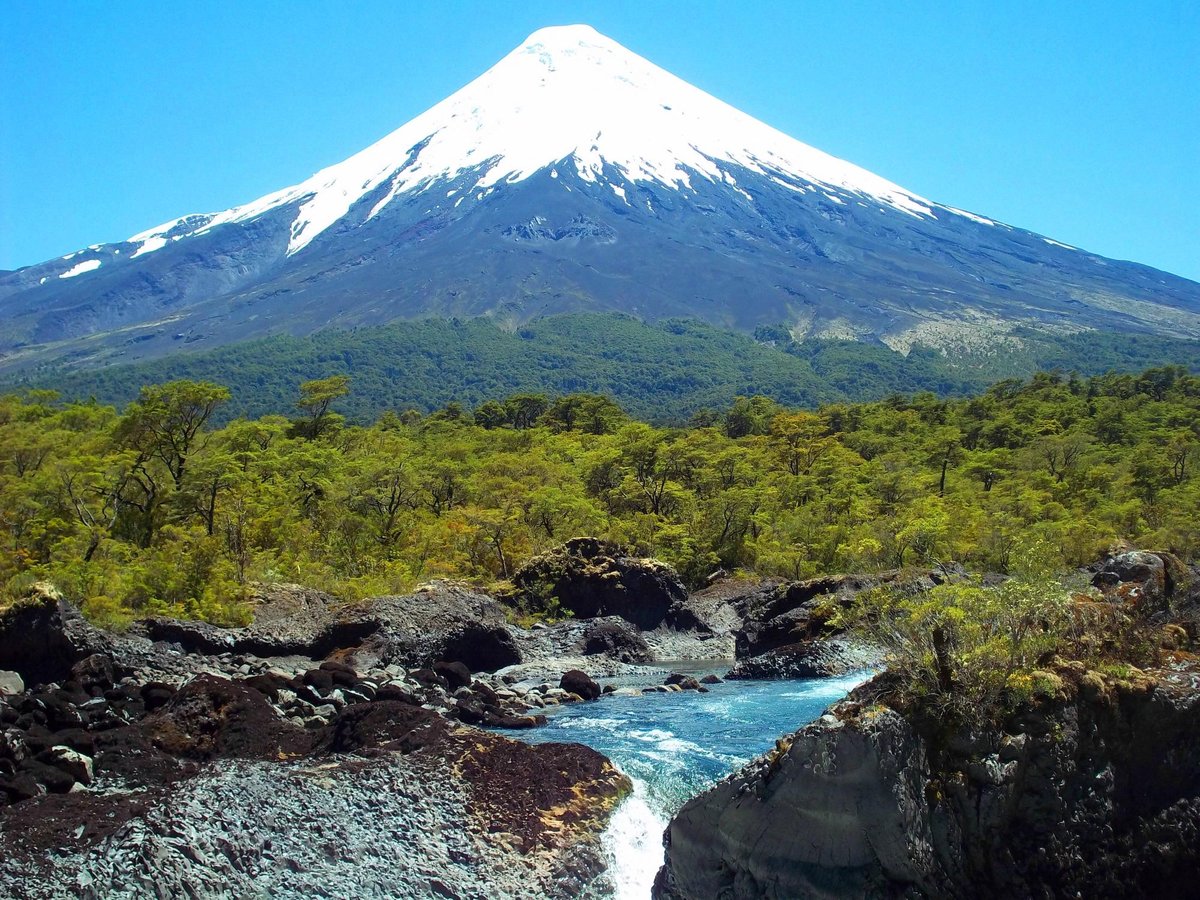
[295, 375, 350, 439]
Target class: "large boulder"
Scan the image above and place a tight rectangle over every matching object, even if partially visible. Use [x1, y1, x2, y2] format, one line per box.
[325, 701, 446, 755]
[681, 576, 777, 631]
[345, 584, 521, 673]
[580, 619, 652, 663]
[734, 569, 960, 660]
[726, 568, 962, 681]
[560, 669, 602, 701]
[137, 582, 521, 674]
[1091, 550, 1194, 615]
[509, 538, 700, 631]
[140, 675, 314, 762]
[0, 584, 111, 688]
[137, 583, 380, 658]
[0, 671, 23, 697]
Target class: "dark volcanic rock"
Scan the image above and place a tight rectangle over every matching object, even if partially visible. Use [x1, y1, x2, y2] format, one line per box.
[510, 537, 701, 631]
[456, 732, 629, 855]
[723, 568, 959, 680]
[70, 654, 115, 695]
[0, 583, 111, 688]
[679, 576, 779, 635]
[140, 676, 314, 761]
[345, 584, 522, 673]
[326, 701, 447, 754]
[734, 568, 960, 659]
[1091, 549, 1194, 615]
[410, 668, 448, 689]
[19, 759, 75, 795]
[580, 619, 652, 663]
[135, 581, 521, 674]
[434, 660, 472, 691]
[38, 746, 93, 785]
[560, 669, 602, 701]
[727, 639, 881, 680]
[140, 681, 175, 712]
[655, 665, 1200, 899]
[438, 620, 522, 672]
[138, 583, 380, 658]
[0, 578, 632, 899]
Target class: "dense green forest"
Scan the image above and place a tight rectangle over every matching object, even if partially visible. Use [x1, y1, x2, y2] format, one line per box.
[7, 314, 1199, 424]
[2, 364, 1197, 628]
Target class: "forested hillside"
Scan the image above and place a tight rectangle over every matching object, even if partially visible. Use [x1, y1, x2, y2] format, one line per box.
[2, 365, 1196, 627]
[7, 314, 1199, 424]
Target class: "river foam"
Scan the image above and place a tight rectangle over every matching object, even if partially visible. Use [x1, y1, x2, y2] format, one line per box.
[504, 666, 872, 897]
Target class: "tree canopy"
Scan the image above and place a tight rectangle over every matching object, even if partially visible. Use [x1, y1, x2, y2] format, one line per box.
[1, 365, 1197, 628]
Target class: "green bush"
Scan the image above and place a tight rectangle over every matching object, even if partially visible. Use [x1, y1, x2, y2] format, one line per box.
[836, 542, 1073, 716]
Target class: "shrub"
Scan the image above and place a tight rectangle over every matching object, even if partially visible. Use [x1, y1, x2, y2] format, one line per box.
[836, 541, 1072, 716]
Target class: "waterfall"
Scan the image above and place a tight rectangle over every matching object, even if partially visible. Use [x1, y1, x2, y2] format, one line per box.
[601, 774, 669, 899]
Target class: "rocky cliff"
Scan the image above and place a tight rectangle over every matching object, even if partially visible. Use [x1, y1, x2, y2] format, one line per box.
[655, 553, 1200, 899]
[655, 660, 1200, 899]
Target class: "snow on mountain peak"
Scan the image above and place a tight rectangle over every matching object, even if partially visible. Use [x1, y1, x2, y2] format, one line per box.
[125, 24, 939, 258]
[521, 23, 605, 46]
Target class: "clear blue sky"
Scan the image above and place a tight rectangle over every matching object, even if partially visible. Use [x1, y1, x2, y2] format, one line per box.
[2, 1, 1197, 280]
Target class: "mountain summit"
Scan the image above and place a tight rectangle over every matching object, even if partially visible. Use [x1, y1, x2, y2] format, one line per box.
[127, 23, 935, 258]
[3, 25, 1198, 372]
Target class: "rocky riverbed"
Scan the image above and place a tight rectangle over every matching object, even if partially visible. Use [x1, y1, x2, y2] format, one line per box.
[0, 584, 639, 899]
[0, 540, 960, 900]
[0, 539, 776, 900]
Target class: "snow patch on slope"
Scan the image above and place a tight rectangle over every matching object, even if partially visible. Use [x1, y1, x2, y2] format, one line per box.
[132, 237, 168, 258]
[59, 259, 101, 279]
[127, 213, 218, 258]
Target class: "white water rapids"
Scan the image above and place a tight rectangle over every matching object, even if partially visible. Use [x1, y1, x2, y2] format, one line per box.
[506, 667, 873, 897]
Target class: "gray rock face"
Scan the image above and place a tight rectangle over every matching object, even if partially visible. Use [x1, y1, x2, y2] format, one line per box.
[345, 583, 522, 673]
[734, 569, 960, 660]
[656, 669, 1200, 899]
[726, 569, 961, 679]
[0, 670, 23, 696]
[656, 707, 934, 899]
[726, 638, 882, 680]
[134, 581, 521, 674]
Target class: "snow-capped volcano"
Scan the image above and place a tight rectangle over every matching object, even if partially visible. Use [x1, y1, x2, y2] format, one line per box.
[131, 24, 936, 258]
[2, 25, 1198, 372]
